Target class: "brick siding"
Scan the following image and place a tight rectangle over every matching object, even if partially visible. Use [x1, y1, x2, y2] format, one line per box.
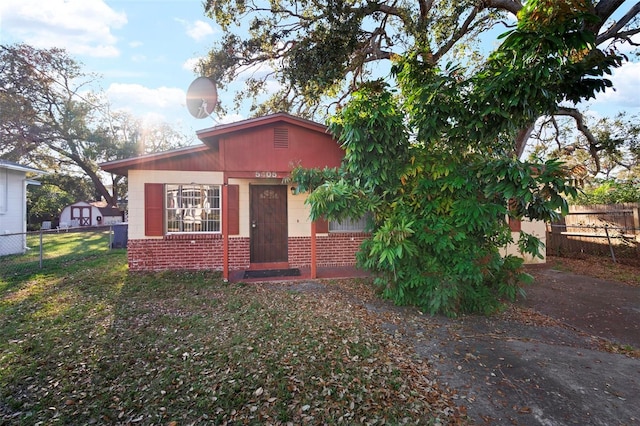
[289, 233, 368, 268]
[127, 233, 369, 272]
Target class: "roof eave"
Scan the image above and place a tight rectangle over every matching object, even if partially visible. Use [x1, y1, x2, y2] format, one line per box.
[99, 144, 211, 176]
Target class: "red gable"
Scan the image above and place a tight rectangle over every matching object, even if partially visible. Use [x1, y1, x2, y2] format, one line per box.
[101, 113, 344, 177]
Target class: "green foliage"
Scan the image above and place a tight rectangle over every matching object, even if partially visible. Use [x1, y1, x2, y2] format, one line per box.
[492, 0, 622, 107]
[574, 179, 640, 204]
[328, 83, 412, 190]
[200, 0, 634, 123]
[292, 83, 570, 316]
[352, 147, 545, 317]
[28, 174, 95, 217]
[482, 158, 578, 221]
[1, 44, 190, 207]
[291, 1, 613, 315]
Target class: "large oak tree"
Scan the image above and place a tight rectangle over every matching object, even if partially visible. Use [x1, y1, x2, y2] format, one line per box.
[201, 0, 639, 157]
[282, 1, 630, 314]
[1, 44, 190, 207]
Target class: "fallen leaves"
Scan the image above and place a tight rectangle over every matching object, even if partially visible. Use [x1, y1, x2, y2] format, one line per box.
[1, 268, 465, 425]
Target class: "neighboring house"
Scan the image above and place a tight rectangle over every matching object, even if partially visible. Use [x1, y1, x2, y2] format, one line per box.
[0, 160, 44, 256]
[59, 201, 123, 228]
[100, 113, 545, 279]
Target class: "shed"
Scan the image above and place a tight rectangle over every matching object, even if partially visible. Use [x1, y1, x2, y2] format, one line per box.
[59, 201, 123, 228]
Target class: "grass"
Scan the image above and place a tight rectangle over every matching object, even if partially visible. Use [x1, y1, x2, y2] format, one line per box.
[0, 229, 113, 279]
[0, 252, 462, 425]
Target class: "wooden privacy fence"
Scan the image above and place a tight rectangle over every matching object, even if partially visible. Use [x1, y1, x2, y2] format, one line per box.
[547, 203, 640, 260]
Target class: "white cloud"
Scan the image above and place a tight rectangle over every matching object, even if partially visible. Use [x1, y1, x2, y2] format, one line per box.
[183, 57, 203, 73]
[131, 54, 149, 63]
[187, 20, 215, 41]
[106, 83, 185, 110]
[105, 83, 200, 133]
[0, 0, 127, 58]
[592, 61, 640, 108]
[175, 19, 215, 42]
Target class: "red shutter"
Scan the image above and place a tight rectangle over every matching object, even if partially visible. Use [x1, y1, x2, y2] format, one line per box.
[227, 185, 240, 235]
[145, 183, 164, 236]
[508, 216, 522, 232]
[316, 217, 329, 233]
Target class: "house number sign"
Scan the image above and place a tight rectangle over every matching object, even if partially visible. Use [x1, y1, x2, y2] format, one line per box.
[255, 171, 278, 178]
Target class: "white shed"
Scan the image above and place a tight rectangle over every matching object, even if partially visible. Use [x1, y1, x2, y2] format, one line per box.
[0, 160, 44, 256]
[59, 201, 123, 228]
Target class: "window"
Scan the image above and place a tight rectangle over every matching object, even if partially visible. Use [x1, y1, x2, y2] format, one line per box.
[329, 214, 371, 232]
[166, 184, 221, 233]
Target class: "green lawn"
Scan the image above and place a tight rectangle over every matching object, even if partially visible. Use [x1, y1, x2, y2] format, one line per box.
[0, 229, 112, 278]
[0, 251, 462, 425]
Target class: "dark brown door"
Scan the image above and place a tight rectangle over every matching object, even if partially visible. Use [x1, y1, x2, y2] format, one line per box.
[250, 185, 288, 263]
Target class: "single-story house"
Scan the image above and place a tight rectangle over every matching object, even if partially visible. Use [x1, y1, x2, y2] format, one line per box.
[0, 159, 44, 256]
[100, 113, 364, 279]
[59, 201, 123, 228]
[100, 113, 545, 279]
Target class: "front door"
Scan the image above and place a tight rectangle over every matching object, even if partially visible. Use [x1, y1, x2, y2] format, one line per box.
[250, 185, 288, 264]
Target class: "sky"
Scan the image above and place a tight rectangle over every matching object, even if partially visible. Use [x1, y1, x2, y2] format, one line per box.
[1, 0, 639, 142]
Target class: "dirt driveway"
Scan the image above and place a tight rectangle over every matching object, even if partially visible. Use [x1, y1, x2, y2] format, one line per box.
[339, 264, 640, 425]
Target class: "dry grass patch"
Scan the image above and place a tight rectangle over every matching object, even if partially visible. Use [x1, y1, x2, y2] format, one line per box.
[1, 255, 464, 425]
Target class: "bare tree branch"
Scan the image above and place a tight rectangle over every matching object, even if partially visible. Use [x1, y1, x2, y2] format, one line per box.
[596, 1, 640, 44]
[556, 107, 602, 174]
[595, 0, 630, 24]
[483, 0, 523, 15]
[515, 124, 534, 158]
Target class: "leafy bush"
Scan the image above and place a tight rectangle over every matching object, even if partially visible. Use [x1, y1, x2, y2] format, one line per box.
[574, 179, 640, 204]
[293, 84, 572, 317]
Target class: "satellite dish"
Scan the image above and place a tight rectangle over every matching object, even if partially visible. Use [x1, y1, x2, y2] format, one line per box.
[186, 77, 218, 119]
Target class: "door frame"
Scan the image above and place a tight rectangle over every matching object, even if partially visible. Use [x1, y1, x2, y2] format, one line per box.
[249, 184, 288, 268]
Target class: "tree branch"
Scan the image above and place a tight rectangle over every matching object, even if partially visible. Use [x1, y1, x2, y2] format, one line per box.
[434, 6, 480, 62]
[483, 0, 523, 15]
[595, 0, 630, 24]
[515, 124, 534, 158]
[596, 1, 640, 45]
[556, 107, 602, 174]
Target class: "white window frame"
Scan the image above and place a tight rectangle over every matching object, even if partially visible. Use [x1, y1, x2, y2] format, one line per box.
[165, 184, 221, 234]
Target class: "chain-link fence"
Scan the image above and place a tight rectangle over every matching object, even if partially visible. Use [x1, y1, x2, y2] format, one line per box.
[0, 224, 127, 278]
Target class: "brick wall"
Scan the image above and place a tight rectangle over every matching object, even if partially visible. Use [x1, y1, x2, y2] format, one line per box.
[127, 233, 368, 272]
[127, 234, 224, 272]
[288, 233, 368, 268]
[229, 237, 250, 270]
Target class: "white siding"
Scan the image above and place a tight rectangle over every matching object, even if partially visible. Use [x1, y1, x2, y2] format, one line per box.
[0, 169, 27, 255]
[501, 219, 547, 264]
